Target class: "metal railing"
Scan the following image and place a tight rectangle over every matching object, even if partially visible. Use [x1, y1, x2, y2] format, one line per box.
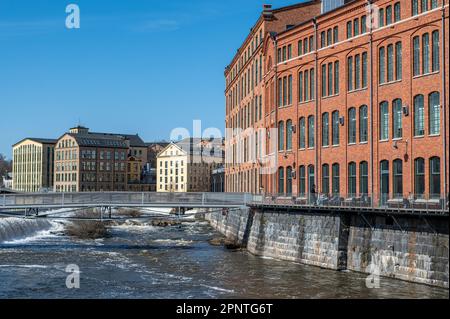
[251, 193, 449, 214]
[0, 192, 253, 209]
[0, 191, 447, 214]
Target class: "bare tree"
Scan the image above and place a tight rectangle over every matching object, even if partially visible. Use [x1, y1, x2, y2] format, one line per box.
[0, 154, 12, 178]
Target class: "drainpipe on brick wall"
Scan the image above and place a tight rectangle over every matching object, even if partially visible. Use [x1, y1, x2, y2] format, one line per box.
[368, 0, 375, 201]
[314, 18, 319, 189]
[274, 35, 278, 195]
[441, 1, 448, 199]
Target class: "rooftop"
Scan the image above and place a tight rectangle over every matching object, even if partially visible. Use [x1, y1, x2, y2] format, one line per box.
[13, 138, 57, 147]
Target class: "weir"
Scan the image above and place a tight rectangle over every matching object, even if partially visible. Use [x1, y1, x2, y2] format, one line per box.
[0, 218, 53, 243]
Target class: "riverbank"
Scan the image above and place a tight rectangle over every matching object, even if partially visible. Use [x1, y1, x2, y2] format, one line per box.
[204, 208, 449, 289]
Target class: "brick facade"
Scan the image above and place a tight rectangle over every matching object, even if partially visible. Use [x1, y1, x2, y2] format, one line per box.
[225, 0, 449, 205]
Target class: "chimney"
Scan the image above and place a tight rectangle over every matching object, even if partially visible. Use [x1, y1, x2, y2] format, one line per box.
[262, 4, 274, 20]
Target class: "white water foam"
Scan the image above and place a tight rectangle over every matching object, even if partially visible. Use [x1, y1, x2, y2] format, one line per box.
[153, 239, 194, 246]
[0, 218, 55, 243]
[0, 264, 49, 269]
[200, 284, 235, 293]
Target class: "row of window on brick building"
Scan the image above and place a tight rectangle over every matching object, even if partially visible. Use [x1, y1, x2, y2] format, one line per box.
[276, 0, 440, 64]
[226, 1, 441, 115]
[278, 90, 440, 151]
[277, 156, 441, 198]
[276, 28, 439, 107]
[226, 30, 264, 113]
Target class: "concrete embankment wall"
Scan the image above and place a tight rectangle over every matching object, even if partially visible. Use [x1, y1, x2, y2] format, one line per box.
[205, 209, 449, 288]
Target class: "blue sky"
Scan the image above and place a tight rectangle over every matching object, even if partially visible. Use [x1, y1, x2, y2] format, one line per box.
[0, 0, 303, 158]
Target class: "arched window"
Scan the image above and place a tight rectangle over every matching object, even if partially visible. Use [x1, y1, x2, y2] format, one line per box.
[429, 157, 441, 198]
[278, 167, 285, 195]
[308, 116, 315, 148]
[332, 111, 340, 145]
[431, 0, 439, 9]
[432, 30, 440, 72]
[286, 166, 293, 195]
[379, 47, 385, 84]
[298, 71, 303, 102]
[332, 163, 340, 196]
[387, 44, 394, 82]
[412, 0, 419, 15]
[348, 162, 357, 196]
[299, 165, 306, 196]
[393, 159, 403, 198]
[422, 33, 430, 74]
[359, 161, 368, 195]
[413, 36, 420, 76]
[299, 117, 306, 149]
[322, 164, 330, 195]
[380, 101, 389, 140]
[321, 31, 326, 48]
[393, 99, 403, 139]
[395, 42, 402, 80]
[414, 95, 425, 136]
[333, 26, 339, 43]
[386, 5, 392, 25]
[348, 107, 356, 144]
[429, 92, 440, 135]
[322, 113, 329, 147]
[414, 158, 425, 197]
[394, 2, 401, 22]
[278, 121, 284, 151]
[421, 0, 429, 13]
[286, 119, 293, 150]
[359, 105, 368, 142]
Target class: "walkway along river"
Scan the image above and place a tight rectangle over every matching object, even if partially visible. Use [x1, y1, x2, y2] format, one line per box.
[0, 214, 448, 299]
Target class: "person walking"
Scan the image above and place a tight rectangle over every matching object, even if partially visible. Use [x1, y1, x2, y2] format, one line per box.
[310, 184, 317, 205]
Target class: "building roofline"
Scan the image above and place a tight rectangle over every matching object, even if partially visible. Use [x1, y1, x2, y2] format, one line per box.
[225, 0, 321, 73]
[275, 0, 360, 39]
[12, 138, 57, 147]
[156, 142, 187, 158]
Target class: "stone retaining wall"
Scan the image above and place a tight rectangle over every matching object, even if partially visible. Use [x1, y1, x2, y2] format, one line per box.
[205, 208, 449, 288]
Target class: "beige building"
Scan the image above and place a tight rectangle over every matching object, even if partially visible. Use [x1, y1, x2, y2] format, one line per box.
[157, 138, 224, 192]
[12, 138, 56, 192]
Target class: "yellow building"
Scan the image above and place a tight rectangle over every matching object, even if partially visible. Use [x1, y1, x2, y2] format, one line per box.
[156, 138, 224, 192]
[12, 138, 56, 192]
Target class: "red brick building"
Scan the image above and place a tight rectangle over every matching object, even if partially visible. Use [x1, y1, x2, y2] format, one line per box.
[225, 0, 449, 206]
[225, 0, 323, 194]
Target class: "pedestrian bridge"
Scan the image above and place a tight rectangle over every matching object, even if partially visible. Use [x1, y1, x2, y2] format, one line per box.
[0, 192, 447, 217]
[0, 192, 253, 210]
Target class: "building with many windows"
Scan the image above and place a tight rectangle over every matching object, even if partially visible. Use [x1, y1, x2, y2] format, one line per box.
[53, 126, 139, 192]
[225, 0, 448, 205]
[224, 1, 323, 194]
[12, 138, 56, 192]
[157, 138, 224, 192]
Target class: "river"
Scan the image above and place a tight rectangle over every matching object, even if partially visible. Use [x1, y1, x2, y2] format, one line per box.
[0, 217, 448, 299]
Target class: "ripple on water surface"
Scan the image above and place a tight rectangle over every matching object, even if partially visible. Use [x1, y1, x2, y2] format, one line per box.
[0, 219, 448, 299]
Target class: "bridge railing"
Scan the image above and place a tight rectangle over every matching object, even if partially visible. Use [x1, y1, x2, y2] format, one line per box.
[251, 192, 449, 214]
[0, 192, 252, 208]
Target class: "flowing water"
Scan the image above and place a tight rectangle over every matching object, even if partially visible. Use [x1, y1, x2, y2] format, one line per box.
[0, 216, 448, 299]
